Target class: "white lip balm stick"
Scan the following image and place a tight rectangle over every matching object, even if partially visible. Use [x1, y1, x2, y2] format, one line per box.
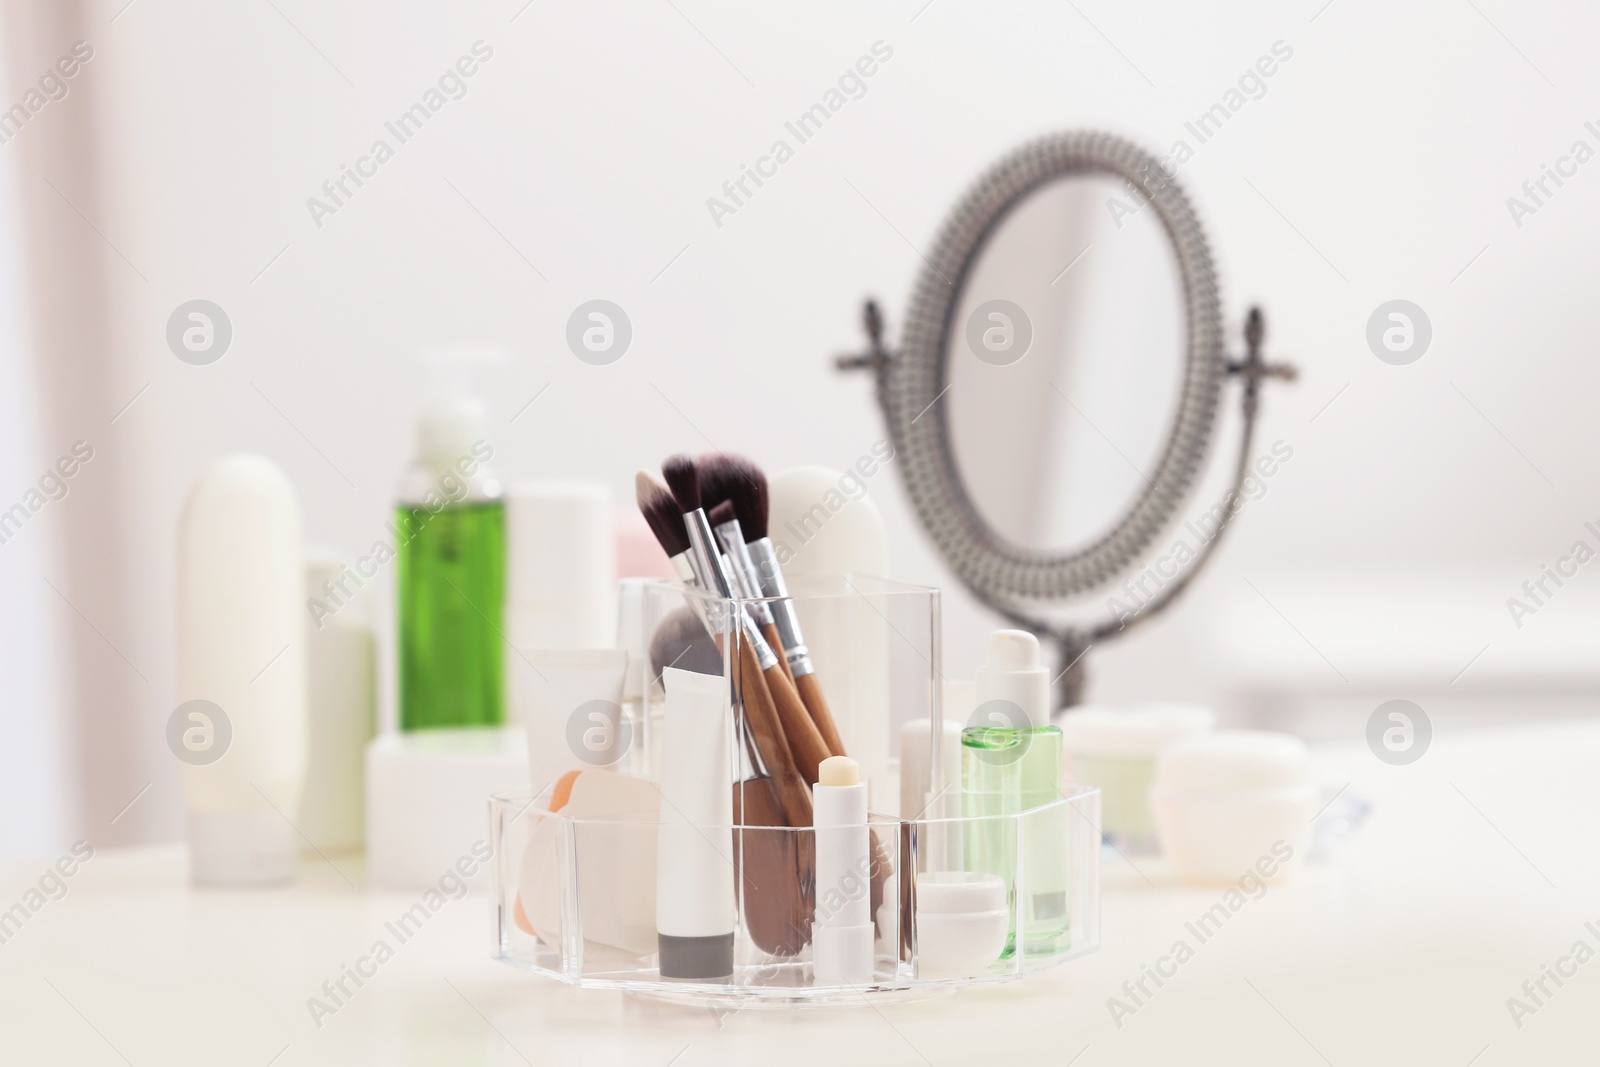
[812, 755, 873, 985]
[177, 454, 307, 885]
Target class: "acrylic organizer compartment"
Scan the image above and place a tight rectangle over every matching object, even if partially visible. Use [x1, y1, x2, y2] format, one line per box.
[491, 576, 1101, 1002]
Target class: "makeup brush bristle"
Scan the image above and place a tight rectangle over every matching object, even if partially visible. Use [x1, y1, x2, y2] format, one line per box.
[701, 453, 769, 540]
[635, 470, 690, 558]
[697, 453, 735, 513]
[661, 454, 701, 513]
[708, 500, 736, 529]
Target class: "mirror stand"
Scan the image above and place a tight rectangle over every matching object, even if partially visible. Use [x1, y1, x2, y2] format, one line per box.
[840, 301, 1296, 711]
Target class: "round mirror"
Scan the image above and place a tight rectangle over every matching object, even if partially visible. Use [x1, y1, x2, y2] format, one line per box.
[842, 131, 1294, 705]
[945, 172, 1186, 554]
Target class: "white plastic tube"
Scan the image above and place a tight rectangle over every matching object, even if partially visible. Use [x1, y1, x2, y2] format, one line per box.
[656, 667, 735, 979]
[812, 755, 873, 985]
[176, 455, 307, 885]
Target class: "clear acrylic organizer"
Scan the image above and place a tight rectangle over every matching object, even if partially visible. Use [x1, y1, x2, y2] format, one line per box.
[492, 576, 1101, 1002]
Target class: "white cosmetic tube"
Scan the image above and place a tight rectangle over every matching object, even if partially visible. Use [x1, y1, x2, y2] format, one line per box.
[657, 667, 735, 979]
[176, 455, 307, 885]
[517, 649, 629, 795]
[812, 755, 873, 985]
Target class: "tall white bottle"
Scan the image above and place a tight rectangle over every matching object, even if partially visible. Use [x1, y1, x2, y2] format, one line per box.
[301, 552, 375, 852]
[176, 455, 307, 884]
[767, 465, 891, 799]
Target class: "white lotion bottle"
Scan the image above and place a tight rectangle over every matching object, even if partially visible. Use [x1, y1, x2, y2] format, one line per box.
[177, 455, 308, 885]
[813, 755, 873, 985]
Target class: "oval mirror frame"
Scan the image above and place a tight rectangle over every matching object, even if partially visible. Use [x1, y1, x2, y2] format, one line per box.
[894, 131, 1224, 602]
[840, 131, 1296, 706]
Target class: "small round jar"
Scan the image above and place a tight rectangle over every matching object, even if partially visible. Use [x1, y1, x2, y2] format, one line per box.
[914, 871, 1009, 978]
[1058, 703, 1214, 852]
[1151, 731, 1313, 885]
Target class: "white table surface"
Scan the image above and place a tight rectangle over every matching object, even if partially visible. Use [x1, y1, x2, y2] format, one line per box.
[2, 719, 1596, 1066]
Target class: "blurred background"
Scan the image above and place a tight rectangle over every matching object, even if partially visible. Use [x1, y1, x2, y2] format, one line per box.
[1, 0, 1596, 861]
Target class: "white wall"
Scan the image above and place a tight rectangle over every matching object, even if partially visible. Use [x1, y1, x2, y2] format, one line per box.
[7, 0, 1599, 851]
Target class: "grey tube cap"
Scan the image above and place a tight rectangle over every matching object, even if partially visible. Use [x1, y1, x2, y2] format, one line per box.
[658, 932, 735, 980]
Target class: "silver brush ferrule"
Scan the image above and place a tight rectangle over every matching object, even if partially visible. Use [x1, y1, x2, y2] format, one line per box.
[680, 515, 732, 637]
[745, 536, 815, 678]
[713, 518, 776, 627]
[683, 508, 779, 671]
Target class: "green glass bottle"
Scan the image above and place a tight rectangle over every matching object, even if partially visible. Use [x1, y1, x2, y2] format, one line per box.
[396, 405, 505, 731]
[961, 630, 1071, 959]
[961, 723, 1023, 905]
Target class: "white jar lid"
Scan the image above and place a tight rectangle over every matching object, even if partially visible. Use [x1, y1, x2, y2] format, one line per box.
[1156, 730, 1310, 794]
[916, 871, 1007, 915]
[1058, 703, 1215, 756]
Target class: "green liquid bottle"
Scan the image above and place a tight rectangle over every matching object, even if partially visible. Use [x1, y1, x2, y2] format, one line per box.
[961, 630, 1072, 959]
[396, 407, 505, 731]
[961, 723, 1023, 906]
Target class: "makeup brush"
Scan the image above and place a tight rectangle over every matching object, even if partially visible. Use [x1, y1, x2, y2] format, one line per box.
[641, 464, 812, 955]
[663, 455, 832, 790]
[640, 467, 750, 666]
[700, 453, 848, 759]
[708, 500, 795, 688]
[635, 470, 695, 583]
[642, 461, 810, 827]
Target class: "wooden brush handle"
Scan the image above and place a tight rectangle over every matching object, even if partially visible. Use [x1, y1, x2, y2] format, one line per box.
[737, 641, 812, 827]
[896, 822, 913, 960]
[760, 622, 796, 687]
[764, 665, 832, 786]
[794, 671, 846, 757]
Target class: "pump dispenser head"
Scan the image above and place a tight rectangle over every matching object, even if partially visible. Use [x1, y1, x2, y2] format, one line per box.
[416, 346, 504, 470]
[974, 629, 1051, 729]
[416, 395, 487, 469]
